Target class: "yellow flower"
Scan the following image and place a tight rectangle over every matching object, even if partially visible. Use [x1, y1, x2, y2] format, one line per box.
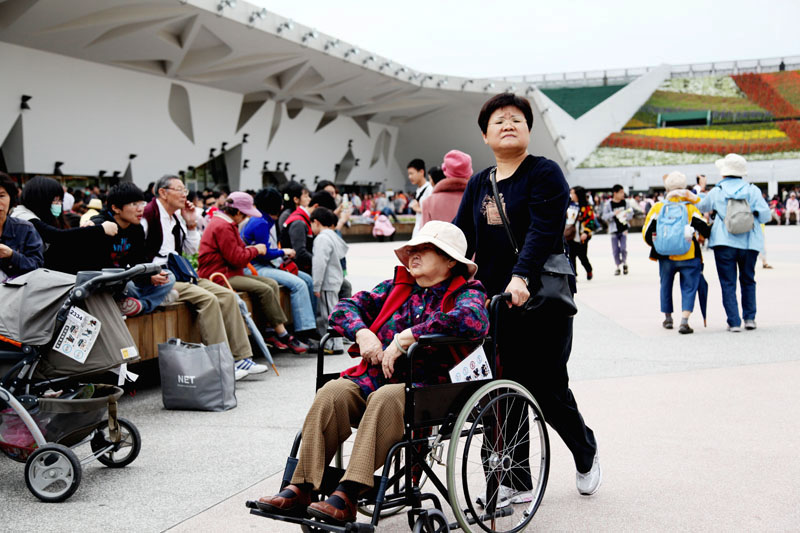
[627, 127, 787, 140]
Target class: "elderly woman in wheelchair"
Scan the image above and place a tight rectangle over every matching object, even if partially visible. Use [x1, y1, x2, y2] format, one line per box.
[257, 221, 488, 523]
[254, 220, 551, 532]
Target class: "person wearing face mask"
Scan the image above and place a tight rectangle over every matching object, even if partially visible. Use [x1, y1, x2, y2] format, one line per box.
[11, 176, 117, 274]
[0, 172, 44, 282]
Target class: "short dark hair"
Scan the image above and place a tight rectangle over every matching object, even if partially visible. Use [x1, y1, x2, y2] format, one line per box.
[254, 187, 283, 217]
[310, 206, 338, 228]
[107, 182, 145, 210]
[0, 172, 19, 210]
[611, 184, 624, 194]
[477, 92, 533, 134]
[315, 180, 336, 194]
[407, 159, 426, 173]
[20, 176, 65, 225]
[310, 190, 336, 210]
[428, 166, 446, 185]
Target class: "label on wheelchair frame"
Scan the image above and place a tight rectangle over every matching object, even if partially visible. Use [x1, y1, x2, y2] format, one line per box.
[53, 307, 102, 364]
[449, 345, 492, 383]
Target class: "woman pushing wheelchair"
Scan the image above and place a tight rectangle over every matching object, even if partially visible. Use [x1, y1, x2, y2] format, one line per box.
[256, 221, 489, 525]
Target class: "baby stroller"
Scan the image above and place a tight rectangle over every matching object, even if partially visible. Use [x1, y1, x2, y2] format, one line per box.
[0, 264, 159, 502]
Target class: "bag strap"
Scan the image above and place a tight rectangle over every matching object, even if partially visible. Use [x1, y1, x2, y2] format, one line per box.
[489, 167, 520, 257]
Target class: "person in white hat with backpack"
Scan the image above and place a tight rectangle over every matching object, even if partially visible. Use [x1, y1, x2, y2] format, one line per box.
[696, 153, 770, 332]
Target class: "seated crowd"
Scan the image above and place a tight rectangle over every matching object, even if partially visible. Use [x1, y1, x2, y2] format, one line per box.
[0, 171, 359, 381]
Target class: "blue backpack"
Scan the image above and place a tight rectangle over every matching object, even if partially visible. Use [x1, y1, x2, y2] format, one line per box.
[654, 202, 691, 256]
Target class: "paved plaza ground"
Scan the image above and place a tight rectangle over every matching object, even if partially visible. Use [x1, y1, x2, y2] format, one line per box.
[2, 226, 799, 531]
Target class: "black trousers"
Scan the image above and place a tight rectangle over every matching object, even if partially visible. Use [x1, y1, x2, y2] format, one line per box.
[568, 240, 592, 276]
[497, 306, 597, 474]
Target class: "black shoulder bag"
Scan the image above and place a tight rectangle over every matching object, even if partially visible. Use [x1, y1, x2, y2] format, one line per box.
[489, 168, 578, 317]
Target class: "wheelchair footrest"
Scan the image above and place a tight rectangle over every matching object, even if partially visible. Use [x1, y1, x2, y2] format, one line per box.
[246, 501, 374, 532]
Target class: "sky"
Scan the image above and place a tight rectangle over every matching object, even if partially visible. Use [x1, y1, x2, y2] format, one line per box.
[251, 0, 799, 79]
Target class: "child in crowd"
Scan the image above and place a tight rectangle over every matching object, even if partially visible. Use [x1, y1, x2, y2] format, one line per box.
[310, 207, 349, 354]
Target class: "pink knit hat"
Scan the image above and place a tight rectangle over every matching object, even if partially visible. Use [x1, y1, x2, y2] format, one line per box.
[441, 150, 473, 179]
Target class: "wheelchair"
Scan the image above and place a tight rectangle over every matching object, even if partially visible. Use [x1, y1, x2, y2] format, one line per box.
[246, 294, 550, 532]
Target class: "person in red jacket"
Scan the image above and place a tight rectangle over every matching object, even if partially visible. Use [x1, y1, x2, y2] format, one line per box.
[422, 149, 473, 225]
[198, 192, 307, 354]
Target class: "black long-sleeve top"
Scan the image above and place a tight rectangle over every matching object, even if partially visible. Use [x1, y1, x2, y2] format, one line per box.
[29, 218, 106, 275]
[453, 155, 570, 298]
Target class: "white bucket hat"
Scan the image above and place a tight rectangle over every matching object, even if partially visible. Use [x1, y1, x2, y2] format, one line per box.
[395, 220, 477, 276]
[715, 153, 748, 177]
[664, 171, 687, 191]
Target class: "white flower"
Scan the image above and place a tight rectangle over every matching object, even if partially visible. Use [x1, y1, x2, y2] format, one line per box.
[658, 75, 745, 98]
[579, 147, 800, 168]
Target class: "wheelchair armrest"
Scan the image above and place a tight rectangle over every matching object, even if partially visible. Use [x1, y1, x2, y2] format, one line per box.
[415, 334, 478, 346]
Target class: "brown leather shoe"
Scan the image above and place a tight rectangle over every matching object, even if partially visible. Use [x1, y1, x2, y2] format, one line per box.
[307, 490, 357, 525]
[256, 484, 311, 516]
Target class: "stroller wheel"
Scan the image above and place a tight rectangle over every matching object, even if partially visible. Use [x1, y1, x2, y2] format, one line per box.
[91, 417, 141, 468]
[25, 443, 82, 502]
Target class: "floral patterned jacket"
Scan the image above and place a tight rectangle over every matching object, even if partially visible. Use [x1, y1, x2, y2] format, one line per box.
[329, 270, 489, 397]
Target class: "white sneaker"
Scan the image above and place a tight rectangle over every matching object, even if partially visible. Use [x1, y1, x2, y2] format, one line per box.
[234, 367, 249, 381]
[576, 453, 602, 496]
[476, 485, 531, 508]
[744, 320, 757, 330]
[162, 289, 180, 305]
[727, 325, 743, 332]
[235, 357, 268, 375]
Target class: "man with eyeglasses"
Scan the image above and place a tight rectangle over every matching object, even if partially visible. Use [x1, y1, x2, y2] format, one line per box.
[92, 182, 176, 316]
[142, 175, 263, 379]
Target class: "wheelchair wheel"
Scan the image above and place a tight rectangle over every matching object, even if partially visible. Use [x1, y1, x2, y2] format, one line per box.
[24, 443, 82, 502]
[90, 417, 141, 468]
[413, 508, 450, 532]
[446, 380, 549, 533]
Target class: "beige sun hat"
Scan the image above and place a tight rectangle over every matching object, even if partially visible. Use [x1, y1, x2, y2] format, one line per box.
[394, 220, 477, 276]
[715, 153, 748, 177]
[664, 171, 687, 191]
[86, 198, 103, 210]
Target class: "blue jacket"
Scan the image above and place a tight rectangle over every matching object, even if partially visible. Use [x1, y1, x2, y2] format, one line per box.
[696, 178, 770, 252]
[0, 216, 44, 279]
[240, 215, 285, 267]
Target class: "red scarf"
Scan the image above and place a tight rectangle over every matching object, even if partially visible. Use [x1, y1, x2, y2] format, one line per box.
[341, 267, 466, 378]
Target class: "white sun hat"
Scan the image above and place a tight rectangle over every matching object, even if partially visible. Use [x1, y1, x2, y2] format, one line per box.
[394, 220, 477, 276]
[715, 153, 748, 177]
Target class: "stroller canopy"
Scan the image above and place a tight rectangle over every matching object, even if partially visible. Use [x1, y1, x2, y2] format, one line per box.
[0, 269, 76, 346]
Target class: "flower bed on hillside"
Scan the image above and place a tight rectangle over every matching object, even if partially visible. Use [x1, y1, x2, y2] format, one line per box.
[602, 132, 797, 154]
[579, 147, 800, 168]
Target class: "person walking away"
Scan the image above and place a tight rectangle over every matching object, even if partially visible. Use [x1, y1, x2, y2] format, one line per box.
[601, 184, 634, 275]
[696, 154, 770, 331]
[453, 92, 601, 498]
[310, 207, 349, 354]
[566, 186, 596, 280]
[422, 150, 472, 225]
[643, 172, 711, 333]
[407, 159, 431, 236]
